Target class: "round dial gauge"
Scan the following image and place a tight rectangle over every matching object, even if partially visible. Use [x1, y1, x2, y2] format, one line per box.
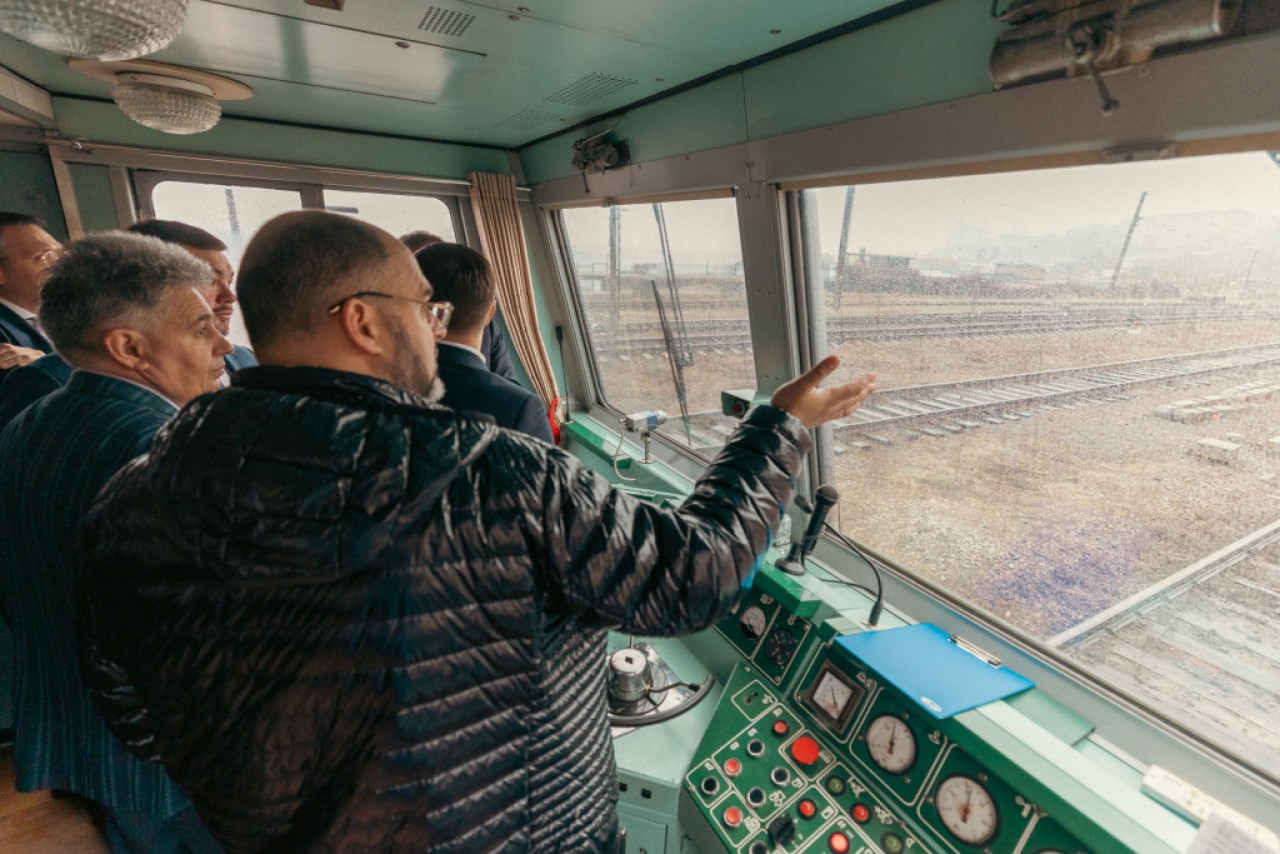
[864, 714, 917, 774]
[763, 627, 798, 667]
[739, 605, 767, 639]
[935, 775, 999, 846]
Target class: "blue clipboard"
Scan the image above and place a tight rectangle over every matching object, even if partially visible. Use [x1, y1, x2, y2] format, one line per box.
[836, 623, 1034, 719]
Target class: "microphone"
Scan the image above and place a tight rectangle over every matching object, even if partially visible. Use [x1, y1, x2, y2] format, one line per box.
[784, 490, 886, 627]
[776, 484, 839, 576]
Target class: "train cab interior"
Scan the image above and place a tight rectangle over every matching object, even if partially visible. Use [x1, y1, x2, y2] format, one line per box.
[2, 1, 1280, 851]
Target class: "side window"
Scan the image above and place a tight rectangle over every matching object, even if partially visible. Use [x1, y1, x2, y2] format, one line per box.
[801, 151, 1280, 775]
[149, 180, 304, 345]
[322, 189, 456, 242]
[150, 180, 303, 263]
[559, 198, 752, 452]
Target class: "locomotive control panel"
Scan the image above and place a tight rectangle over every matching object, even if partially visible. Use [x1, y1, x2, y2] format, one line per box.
[609, 564, 1198, 854]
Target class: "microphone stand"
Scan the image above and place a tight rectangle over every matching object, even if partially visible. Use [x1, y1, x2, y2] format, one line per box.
[787, 495, 886, 627]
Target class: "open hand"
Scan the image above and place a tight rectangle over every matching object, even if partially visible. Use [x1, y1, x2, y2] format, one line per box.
[770, 355, 876, 429]
[0, 344, 43, 371]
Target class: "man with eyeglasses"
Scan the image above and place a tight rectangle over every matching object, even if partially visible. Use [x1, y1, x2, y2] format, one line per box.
[77, 210, 876, 853]
[0, 212, 63, 379]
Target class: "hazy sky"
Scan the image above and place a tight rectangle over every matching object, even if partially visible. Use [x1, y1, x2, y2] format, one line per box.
[561, 151, 1280, 268]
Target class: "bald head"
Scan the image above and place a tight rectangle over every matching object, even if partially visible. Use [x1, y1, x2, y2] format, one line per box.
[237, 210, 396, 350]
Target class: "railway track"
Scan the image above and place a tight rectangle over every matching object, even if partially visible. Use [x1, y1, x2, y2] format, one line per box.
[671, 343, 1280, 452]
[829, 343, 1280, 440]
[591, 305, 1280, 357]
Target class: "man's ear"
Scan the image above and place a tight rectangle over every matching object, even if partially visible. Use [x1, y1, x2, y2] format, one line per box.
[101, 327, 147, 371]
[485, 300, 497, 325]
[335, 299, 386, 356]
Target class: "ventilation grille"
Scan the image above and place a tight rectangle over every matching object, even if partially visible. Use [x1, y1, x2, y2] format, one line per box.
[495, 109, 558, 130]
[544, 73, 637, 106]
[418, 7, 475, 37]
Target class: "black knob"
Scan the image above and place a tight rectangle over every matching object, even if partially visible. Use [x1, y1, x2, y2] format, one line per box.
[767, 813, 797, 847]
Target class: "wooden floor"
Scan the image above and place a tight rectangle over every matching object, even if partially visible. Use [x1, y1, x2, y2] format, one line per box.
[0, 746, 109, 852]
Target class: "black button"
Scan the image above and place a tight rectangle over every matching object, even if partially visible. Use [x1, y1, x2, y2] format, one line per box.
[749, 844, 769, 854]
[770, 767, 790, 787]
[747, 739, 765, 757]
[700, 776, 720, 796]
[747, 787, 766, 806]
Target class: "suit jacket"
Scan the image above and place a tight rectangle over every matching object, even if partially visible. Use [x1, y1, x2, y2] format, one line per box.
[0, 348, 254, 427]
[437, 343, 553, 443]
[0, 303, 53, 384]
[481, 317, 516, 381]
[0, 371, 191, 816]
[0, 352, 72, 434]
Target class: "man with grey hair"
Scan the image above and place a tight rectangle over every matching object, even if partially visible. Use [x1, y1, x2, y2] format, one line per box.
[0, 232, 229, 853]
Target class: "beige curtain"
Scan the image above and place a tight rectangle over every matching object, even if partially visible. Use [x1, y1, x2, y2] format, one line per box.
[467, 172, 561, 418]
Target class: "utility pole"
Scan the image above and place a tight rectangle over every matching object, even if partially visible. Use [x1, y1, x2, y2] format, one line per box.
[1242, 248, 1258, 293]
[1109, 191, 1146, 294]
[224, 188, 242, 244]
[608, 205, 621, 332]
[834, 186, 855, 310]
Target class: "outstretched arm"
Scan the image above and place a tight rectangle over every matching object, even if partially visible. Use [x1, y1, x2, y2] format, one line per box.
[538, 355, 876, 635]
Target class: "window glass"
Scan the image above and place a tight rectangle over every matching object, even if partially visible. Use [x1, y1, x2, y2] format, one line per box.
[150, 180, 303, 345]
[323, 189, 455, 243]
[560, 198, 752, 451]
[803, 151, 1280, 774]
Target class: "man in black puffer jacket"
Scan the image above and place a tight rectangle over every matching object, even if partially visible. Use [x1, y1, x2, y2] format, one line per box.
[77, 211, 876, 853]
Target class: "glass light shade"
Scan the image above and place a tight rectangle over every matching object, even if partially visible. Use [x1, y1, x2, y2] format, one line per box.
[113, 83, 221, 135]
[0, 0, 188, 61]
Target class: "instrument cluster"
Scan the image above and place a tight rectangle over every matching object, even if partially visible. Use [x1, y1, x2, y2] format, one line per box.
[791, 642, 1091, 854]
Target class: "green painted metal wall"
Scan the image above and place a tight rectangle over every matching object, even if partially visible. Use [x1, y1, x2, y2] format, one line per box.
[50, 97, 513, 181]
[518, 0, 999, 185]
[0, 149, 68, 238]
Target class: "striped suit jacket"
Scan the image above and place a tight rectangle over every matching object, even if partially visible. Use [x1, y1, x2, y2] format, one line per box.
[0, 371, 191, 816]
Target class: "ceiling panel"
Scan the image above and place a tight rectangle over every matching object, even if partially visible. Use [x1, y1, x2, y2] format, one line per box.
[0, 0, 917, 148]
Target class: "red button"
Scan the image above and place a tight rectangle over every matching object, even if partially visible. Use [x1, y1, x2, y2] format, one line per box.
[724, 758, 742, 777]
[724, 806, 743, 828]
[772, 719, 790, 737]
[828, 831, 850, 853]
[798, 798, 817, 819]
[790, 735, 820, 766]
[851, 803, 871, 824]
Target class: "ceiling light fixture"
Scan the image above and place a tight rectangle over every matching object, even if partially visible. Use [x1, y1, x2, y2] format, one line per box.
[0, 0, 189, 61]
[69, 58, 253, 135]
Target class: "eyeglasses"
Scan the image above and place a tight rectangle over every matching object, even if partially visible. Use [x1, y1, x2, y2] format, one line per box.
[0, 247, 67, 267]
[327, 291, 452, 329]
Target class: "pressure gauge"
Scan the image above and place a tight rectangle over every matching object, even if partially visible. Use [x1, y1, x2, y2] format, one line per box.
[864, 714, 917, 774]
[739, 605, 767, 639]
[764, 626, 798, 667]
[934, 774, 999, 846]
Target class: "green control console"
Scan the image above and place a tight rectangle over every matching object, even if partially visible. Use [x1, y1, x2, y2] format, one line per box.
[669, 569, 1189, 853]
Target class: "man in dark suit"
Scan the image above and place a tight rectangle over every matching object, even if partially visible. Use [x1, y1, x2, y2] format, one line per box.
[0, 212, 62, 379]
[128, 219, 257, 376]
[416, 242, 553, 442]
[0, 352, 71, 433]
[0, 232, 230, 852]
[400, 229, 515, 380]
